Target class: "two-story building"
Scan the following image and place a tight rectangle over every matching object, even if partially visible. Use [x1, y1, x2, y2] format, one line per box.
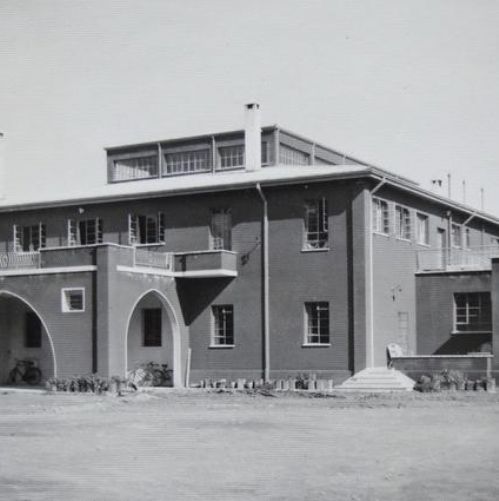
[0, 104, 498, 387]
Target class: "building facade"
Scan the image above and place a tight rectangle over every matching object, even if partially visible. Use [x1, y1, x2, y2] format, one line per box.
[1, 104, 498, 385]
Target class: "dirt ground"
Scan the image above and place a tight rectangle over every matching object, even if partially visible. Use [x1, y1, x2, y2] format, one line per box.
[1, 389, 499, 501]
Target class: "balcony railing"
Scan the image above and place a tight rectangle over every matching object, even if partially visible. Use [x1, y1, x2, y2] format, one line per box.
[417, 246, 499, 272]
[133, 248, 174, 271]
[0, 245, 237, 278]
[0, 252, 41, 270]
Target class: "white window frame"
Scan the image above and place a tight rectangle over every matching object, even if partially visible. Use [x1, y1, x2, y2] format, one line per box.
[218, 145, 245, 170]
[303, 198, 329, 250]
[416, 212, 430, 246]
[61, 288, 85, 313]
[394, 204, 412, 241]
[372, 197, 390, 235]
[303, 302, 330, 346]
[128, 213, 165, 246]
[453, 292, 492, 334]
[451, 223, 462, 249]
[13, 223, 47, 253]
[210, 305, 234, 348]
[67, 218, 103, 246]
[210, 209, 232, 251]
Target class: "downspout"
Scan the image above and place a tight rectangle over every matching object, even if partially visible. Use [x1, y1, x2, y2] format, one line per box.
[367, 177, 386, 368]
[256, 182, 270, 381]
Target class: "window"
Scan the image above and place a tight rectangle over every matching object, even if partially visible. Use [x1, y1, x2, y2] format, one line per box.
[465, 228, 471, 249]
[112, 155, 158, 181]
[211, 305, 234, 346]
[219, 145, 244, 170]
[304, 198, 328, 249]
[68, 218, 103, 246]
[279, 144, 310, 165]
[452, 223, 462, 248]
[61, 288, 85, 313]
[210, 209, 231, 250]
[13, 223, 46, 252]
[129, 213, 165, 245]
[164, 149, 210, 176]
[261, 141, 270, 165]
[305, 302, 330, 345]
[372, 198, 390, 235]
[454, 292, 491, 333]
[143, 308, 162, 347]
[395, 205, 411, 240]
[25, 312, 42, 348]
[416, 213, 429, 245]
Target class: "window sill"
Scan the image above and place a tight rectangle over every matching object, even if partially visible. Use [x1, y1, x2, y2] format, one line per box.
[395, 237, 412, 243]
[209, 344, 235, 349]
[133, 242, 165, 247]
[451, 331, 492, 335]
[301, 247, 330, 253]
[416, 242, 430, 248]
[373, 231, 390, 238]
[302, 343, 331, 348]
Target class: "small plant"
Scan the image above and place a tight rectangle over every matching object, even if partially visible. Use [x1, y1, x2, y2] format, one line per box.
[414, 374, 432, 392]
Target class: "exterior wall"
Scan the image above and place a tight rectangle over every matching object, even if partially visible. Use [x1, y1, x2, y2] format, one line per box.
[95, 246, 188, 386]
[265, 181, 365, 382]
[0, 271, 94, 379]
[371, 184, 499, 365]
[415, 271, 491, 354]
[490, 258, 499, 376]
[127, 293, 173, 371]
[0, 298, 54, 383]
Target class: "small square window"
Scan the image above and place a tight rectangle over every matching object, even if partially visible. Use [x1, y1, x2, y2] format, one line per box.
[61, 288, 85, 313]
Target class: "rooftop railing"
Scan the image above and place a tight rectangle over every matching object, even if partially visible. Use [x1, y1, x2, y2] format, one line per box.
[417, 246, 499, 272]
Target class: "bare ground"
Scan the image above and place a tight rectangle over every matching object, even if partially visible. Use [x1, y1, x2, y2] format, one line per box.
[1, 389, 499, 501]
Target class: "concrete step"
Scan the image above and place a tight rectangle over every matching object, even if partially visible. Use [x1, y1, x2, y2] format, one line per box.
[337, 367, 415, 392]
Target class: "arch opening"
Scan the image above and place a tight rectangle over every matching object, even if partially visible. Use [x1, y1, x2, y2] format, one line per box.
[0, 290, 57, 385]
[125, 289, 182, 388]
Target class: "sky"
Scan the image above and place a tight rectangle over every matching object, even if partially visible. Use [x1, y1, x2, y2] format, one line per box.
[1, 0, 499, 214]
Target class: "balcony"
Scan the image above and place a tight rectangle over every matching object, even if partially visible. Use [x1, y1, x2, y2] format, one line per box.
[173, 250, 238, 278]
[417, 246, 499, 273]
[0, 245, 237, 279]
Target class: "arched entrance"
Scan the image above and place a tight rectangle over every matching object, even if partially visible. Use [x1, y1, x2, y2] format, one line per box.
[125, 289, 182, 387]
[0, 290, 57, 384]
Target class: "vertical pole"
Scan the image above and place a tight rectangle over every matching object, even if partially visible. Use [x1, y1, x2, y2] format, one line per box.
[256, 183, 270, 381]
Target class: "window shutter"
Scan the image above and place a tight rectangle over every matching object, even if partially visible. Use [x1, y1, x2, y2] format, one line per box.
[128, 214, 137, 245]
[39, 223, 47, 249]
[68, 219, 77, 246]
[158, 212, 165, 243]
[13, 224, 22, 252]
[321, 198, 328, 233]
[96, 218, 103, 243]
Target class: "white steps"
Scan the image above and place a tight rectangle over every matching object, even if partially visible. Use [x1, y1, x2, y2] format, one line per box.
[337, 367, 415, 392]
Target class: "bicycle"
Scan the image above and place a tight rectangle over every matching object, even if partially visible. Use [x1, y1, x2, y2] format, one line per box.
[8, 359, 42, 386]
[127, 362, 173, 388]
[145, 361, 173, 387]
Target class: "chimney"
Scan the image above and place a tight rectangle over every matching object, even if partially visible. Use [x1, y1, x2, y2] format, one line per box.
[244, 103, 261, 171]
[0, 133, 4, 200]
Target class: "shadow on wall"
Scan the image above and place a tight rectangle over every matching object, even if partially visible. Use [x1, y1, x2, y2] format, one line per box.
[176, 277, 234, 326]
[434, 334, 492, 355]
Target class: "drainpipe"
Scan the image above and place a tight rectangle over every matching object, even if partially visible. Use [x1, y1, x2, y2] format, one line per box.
[367, 177, 386, 368]
[256, 182, 270, 381]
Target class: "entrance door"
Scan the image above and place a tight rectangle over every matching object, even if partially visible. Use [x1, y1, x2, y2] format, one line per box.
[437, 228, 447, 269]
